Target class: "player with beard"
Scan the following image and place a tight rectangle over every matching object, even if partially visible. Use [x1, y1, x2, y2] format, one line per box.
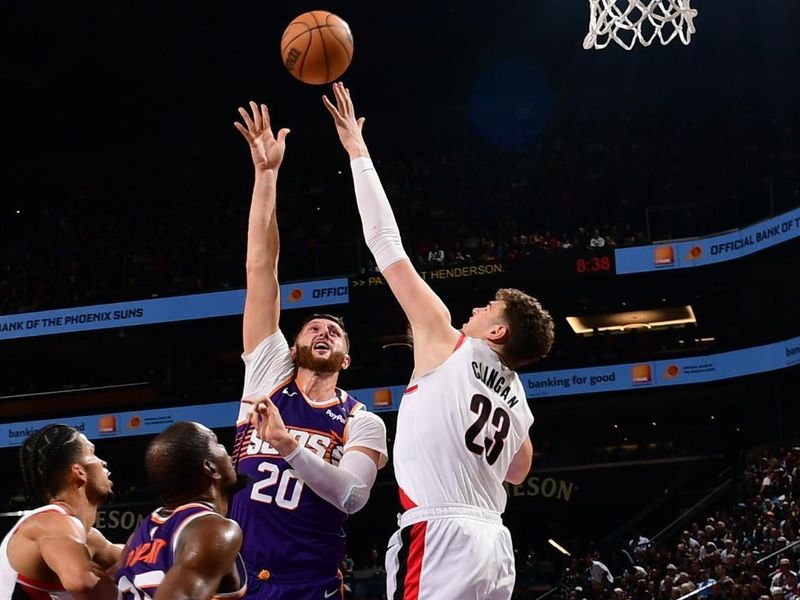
[229, 102, 388, 600]
[0, 424, 121, 600]
[115, 422, 247, 600]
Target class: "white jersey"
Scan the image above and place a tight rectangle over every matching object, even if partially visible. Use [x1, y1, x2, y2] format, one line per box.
[393, 335, 534, 513]
[0, 504, 74, 599]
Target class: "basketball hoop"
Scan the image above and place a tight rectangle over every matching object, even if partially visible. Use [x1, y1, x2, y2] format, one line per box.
[584, 0, 698, 51]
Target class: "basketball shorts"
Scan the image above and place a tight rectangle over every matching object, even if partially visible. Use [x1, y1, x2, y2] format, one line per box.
[244, 570, 343, 600]
[385, 504, 515, 600]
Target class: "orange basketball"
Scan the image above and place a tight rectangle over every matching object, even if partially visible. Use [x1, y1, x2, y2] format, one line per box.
[280, 11, 353, 85]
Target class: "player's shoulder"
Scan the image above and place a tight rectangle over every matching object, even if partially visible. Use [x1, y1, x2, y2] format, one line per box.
[242, 329, 292, 362]
[179, 511, 242, 549]
[19, 508, 84, 541]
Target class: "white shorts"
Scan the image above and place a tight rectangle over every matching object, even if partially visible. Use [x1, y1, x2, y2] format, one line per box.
[384, 504, 515, 600]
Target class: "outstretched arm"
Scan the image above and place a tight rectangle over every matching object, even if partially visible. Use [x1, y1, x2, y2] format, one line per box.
[234, 102, 290, 354]
[323, 83, 460, 376]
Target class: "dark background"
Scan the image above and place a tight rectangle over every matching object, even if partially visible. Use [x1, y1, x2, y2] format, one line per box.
[1, 0, 800, 595]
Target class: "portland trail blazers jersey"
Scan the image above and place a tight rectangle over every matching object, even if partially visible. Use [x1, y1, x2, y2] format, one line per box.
[115, 503, 246, 600]
[394, 335, 534, 513]
[230, 379, 364, 581]
[0, 504, 73, 600]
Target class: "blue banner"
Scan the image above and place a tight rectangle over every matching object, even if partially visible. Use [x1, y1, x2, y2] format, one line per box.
[2, 336, 799, 447]
[521, 335, 800, 398]
[615, 207, 800, 274]
[0, 278, 349, 341]
[0, 402, 236, 448]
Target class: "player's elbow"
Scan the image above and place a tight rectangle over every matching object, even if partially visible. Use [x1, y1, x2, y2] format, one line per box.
[341, 483, 370, 514]
[505, 469, 528, 486]
[505, 457, 532, 485]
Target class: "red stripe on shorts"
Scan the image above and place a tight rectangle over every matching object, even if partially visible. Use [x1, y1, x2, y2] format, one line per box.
[402, 521, 427, 600]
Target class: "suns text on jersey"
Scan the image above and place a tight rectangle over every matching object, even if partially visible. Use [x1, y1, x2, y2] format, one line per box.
[245, 428, 343, 464]
[471, 361, 520, 408]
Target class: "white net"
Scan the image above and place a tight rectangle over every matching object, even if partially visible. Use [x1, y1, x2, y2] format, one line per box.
[584, 0, 698, 51]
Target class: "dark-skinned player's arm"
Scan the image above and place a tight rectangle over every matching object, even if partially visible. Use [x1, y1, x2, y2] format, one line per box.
[234, 101, 290, 355]
[323, 83, 460, 378]
[152, 516, 243, 600]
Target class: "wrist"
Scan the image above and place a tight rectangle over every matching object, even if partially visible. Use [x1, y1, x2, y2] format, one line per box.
[345, 142, 370, 160]
[273, 433, 299, 457]
[254, 169, 278, 183]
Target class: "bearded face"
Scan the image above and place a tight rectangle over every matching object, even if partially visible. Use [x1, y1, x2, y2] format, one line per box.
[293, 318, 350, 373]
[295, 343, 347, 373]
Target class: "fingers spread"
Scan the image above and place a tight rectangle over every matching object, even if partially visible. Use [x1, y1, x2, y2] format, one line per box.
[233, 121, 251, 140]
[322, 95, 341, 119]
[249, 101, 262, 131]
[238, 106, 256, 133]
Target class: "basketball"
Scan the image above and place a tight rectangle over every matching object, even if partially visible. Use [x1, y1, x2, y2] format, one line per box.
[280, 11, 353, 85]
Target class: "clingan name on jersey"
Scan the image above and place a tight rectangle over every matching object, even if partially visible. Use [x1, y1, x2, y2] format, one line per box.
[472, 361, 520, 408]
[246, 428, 343, 464]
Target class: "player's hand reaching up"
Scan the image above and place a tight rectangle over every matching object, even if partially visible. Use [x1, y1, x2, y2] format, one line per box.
[323, 82, 369, 160]
[249, 397, 299, 457]
[234, 101, 290, 175]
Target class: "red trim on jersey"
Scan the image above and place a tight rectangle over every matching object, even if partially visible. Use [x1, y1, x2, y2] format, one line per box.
[17, 573, 66, 592]
[402, 522, 427, 600]
[398, 487, 417, 511]
[453, 333, 466, 352]
[403, 384, 418, 395]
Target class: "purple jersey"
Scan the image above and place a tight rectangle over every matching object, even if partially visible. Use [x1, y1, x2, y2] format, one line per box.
[230, 380, 364, 582]
[115, 502, 246, 600]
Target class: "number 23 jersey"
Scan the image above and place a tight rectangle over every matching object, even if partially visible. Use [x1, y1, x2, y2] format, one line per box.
[394, 335, 533, 513]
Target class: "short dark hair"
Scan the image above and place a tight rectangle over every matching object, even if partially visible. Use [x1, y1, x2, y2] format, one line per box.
[19, 424, 84, 506]
[294, 313, 350, 351]
[495, 288, 554, 370]
[146, 422, 212, 502]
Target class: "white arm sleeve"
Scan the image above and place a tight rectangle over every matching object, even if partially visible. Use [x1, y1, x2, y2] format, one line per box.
[344, 410, 389, 469]
[284, 445, 378, 514]
[238, 330, 295, 421]
[350, 156, 409, 272]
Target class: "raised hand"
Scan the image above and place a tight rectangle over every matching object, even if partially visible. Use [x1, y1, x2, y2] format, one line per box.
[234, 101, 290, 174]
[322, 82, 368, 159]
[249, 397, 297, 456]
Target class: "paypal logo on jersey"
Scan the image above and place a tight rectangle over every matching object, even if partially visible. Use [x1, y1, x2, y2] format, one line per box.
[326, 409, 346, 424]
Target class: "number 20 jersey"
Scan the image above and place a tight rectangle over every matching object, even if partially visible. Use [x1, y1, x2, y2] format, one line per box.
[229, 381, 363, 579]
[393, 335, 534, 513]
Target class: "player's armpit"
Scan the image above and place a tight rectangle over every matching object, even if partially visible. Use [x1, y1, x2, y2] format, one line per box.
[505, 437, 533, 485]
[156, 517, 242, 600]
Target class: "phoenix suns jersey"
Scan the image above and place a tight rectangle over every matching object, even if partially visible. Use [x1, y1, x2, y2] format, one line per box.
[115, 502, 246, 600]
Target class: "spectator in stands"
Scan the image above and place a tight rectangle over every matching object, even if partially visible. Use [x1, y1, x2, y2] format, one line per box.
[585, 554, 615, 594]
[426, 242, 445, 266]
[771, 559, 797, 590]
[590, 229, 606, 248]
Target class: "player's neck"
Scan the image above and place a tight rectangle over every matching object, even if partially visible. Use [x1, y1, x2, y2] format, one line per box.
[295, 368, 339, 402]
[51, 491, 97, 532]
